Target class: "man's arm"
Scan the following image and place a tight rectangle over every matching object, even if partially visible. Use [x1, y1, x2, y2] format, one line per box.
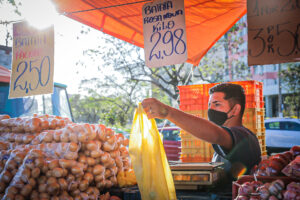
[142, 98, 233, 150]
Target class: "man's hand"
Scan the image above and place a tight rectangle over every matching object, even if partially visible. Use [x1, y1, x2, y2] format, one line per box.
[141, 98, 169, 119]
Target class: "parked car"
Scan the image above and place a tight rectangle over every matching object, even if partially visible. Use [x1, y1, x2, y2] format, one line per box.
[158, 126, 181, 161]
[265, 118, 300, 154]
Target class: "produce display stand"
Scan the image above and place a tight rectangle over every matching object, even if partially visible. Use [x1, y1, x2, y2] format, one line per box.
[0, 116, 134, 199]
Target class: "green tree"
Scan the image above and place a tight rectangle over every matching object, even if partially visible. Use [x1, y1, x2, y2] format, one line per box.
[70, 93, 135, 127]
[281, 63, 300, 118]
[69, 94, 101, 123]
[0, 0, 21, 14]
[195, 21, 251, 83]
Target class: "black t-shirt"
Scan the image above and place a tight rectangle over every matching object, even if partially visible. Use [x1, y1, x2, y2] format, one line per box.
[212, 126, 261, 180]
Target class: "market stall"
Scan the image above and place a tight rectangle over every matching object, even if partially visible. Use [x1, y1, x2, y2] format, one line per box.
[51, 1, 299, 198]
[1, 0, 299, 199]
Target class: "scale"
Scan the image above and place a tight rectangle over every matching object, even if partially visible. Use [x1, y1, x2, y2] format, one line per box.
[169, 162, 225, 190]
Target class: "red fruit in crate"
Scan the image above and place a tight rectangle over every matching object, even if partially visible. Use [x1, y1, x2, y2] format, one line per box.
[268, 196, 279, 200]
[283, 190, 297, 200]
[274, 179, 285, 190]
[238, 182, 255, 196]
[281, 151, 294, 163]
[272, 154, 289, 167]
[251, 181, 263, 189]
[257, 159, 270, 171]
[286, 182, 300, 193]
[249, 193, 260, 200]
[256, 184, 270, 200]
[282, 156, 300, 178]
[291, 146, 300, 157]
[266, 167, 279, 176]
[235, 195, 249, 200]
[266, 159, 284, 176]
[268, 180, 285, 196]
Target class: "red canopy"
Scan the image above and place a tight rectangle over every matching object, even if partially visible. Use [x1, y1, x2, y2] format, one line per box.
[0, 65, 10, 83]
[53, 0, 246, 66]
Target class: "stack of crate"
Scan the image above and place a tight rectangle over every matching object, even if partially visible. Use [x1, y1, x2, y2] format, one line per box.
[178, 80, 266, 163]
[237, 81, 266, 156]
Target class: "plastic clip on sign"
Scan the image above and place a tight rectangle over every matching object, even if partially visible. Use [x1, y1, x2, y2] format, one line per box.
[129, 103, 177, 200]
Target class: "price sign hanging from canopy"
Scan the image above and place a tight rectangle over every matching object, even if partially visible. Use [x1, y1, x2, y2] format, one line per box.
[247, 0, 300, 66]
[142, 0, 187, 68]
[9, 21, 54, 99]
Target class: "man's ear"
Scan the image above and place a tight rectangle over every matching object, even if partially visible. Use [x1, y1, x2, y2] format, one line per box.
[233, 104, 241, 117]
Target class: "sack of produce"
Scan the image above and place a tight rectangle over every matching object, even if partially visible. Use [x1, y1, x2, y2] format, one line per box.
[282, 156, 300, 179]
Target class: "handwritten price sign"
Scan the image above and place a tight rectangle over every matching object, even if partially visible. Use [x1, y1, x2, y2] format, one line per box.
[247, 0, 300, 66]
[142, 0, 187, 68]
[9, 21, 54, 98]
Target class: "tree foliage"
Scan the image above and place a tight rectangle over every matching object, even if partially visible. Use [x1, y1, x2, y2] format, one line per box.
[0, 0, 21, 15]
[281, 63, 300, 118]
[69, 93, 134, 127]
[195, 21, 251, 83]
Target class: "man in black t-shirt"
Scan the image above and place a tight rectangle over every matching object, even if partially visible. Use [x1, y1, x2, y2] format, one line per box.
[142, 83, 261, 180]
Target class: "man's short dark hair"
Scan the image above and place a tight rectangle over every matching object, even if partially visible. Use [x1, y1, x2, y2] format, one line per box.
[209, 83, 246, 117]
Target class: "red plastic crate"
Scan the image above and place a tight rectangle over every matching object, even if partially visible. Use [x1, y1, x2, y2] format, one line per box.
[180, 130, 215, 163]
[245, 101, 265, 109]
[180, 100, 264, 110]
[178, 81, 264, 110]
[246, 128, 265, 136]
[179, 97, 209, 105]
[179, 104, 206, 111]
[230, 81, 263, 96]
[178, 81, 263, 98]
[185, 110, 208, 119]
[178, 83, 217, 100]
[257, 135, 265, 140]
[246, 94, 264, 103]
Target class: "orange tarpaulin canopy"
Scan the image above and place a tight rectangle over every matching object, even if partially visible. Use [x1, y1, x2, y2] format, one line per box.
[53, 0, 246, 66]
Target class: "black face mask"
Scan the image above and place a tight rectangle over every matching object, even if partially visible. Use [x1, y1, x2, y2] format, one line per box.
[208, 106, 234, 126]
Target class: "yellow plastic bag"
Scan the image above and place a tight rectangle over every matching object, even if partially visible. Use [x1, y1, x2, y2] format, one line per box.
[129, 103, 177, 200]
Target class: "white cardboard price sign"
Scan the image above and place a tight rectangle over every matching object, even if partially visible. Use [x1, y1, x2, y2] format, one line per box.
[9, 21, 54, 98]
[247, 0, 300, 66]
[142, 0, 187, 68]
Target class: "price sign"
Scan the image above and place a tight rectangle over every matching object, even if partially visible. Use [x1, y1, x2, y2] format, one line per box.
[9, 21, 54, 98]
[247, 0, 300, 66]
[142, 0, 187, 68]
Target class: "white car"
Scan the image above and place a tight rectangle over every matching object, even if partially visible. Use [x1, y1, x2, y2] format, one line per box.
[265, 118, 300, 153]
